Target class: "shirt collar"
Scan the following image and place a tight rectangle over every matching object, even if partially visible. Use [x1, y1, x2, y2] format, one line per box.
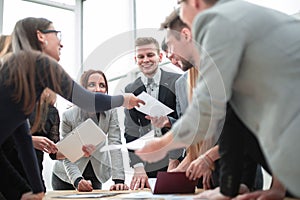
[140, 68, 161, 86]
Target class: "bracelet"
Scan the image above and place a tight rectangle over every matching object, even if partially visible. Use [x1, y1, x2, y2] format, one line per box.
[201, 155, 215, 171]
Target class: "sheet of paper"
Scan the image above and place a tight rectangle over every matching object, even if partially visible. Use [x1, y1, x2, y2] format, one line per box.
[53, 192, 120, 198]
[135, 92, 174, 117]
[99, 130, 155, 152]
[56, 118, 106, 162]
[117, 191, 174, 199]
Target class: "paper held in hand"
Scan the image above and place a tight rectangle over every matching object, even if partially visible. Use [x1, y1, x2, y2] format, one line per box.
[56, 118, 106, 162]
[135, 92, 174, 117]
[99, 130, 155, 152]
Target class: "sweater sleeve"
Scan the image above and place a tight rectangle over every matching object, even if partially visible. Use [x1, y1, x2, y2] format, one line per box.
[36, 56, 124, 112]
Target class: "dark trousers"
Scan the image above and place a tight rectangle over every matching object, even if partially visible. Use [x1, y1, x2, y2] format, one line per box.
[219, 105, 268, 197]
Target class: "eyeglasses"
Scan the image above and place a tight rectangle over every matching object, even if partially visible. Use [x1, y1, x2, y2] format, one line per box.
[40, 30, 62, 41]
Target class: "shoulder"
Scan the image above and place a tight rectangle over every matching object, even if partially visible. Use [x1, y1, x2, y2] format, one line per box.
[161, 69, 181, 79]
[125, 77, 143, 92]
[176, 73, 188, 84]
[62, 106, 80, 119]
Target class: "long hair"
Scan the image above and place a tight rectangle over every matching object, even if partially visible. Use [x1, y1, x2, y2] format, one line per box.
[0, 35, 12, 57]
[3, 18, 69, 133]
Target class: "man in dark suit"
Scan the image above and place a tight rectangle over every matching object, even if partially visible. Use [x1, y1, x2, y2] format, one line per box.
[124, 37, 182, 190]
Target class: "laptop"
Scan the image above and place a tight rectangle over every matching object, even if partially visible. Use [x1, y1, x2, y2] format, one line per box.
[152, 172, 198, 194]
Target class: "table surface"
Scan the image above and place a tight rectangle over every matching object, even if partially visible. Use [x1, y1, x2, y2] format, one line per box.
[44, 189, 300, 200]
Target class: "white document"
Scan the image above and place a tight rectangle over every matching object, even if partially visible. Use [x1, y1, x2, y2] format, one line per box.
[53, 193, 121, 198]
[135, 92, 174, 117]
[56, 118, 106, 163]
[99, 130, 155, 152]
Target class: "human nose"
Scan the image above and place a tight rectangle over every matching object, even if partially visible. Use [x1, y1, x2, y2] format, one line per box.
[142, 55, 150, 62]
[94, 85, 101, 92]
[168, 53, 177, 64]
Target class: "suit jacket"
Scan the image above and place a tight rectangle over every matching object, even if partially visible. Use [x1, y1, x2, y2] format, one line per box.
[168, 72, 189, 125]
[53, 106, 125, 185]
[171, 0, 300, 196]
[124, 69, 181, 173]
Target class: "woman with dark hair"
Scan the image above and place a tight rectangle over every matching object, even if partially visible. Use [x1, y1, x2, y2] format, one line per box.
[52, 69, 129, 191]
[0, 17, 143, 199]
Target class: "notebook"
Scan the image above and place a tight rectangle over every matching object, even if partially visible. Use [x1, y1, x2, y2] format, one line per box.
[56, 118, 106, 162]
[152, 172, 198, 194]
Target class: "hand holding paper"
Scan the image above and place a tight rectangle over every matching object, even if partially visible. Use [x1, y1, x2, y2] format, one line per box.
[99, 130, 155, 152]
[135, 92, 173, 117]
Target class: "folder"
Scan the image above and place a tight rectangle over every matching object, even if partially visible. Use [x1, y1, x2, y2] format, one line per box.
[56, 118, 106, 162]
[153, 172, 198, 194]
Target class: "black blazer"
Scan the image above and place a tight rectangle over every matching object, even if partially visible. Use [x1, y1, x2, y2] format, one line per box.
[124, 69, 181, 173]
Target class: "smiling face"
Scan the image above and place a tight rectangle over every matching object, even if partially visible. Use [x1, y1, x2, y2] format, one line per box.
[135, 43, 162, 78]
[38, 23, 63, 61]
[165, 29, 193, 71]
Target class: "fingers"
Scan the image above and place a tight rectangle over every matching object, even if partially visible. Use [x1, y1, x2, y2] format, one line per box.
[130, 177, 142, 190]
[43, 141, 57, 154]
[78, 180, 93, 192]
[110, 184, 129, 191]
[123, 93, 145, 109]
[130, 175, 148, 190]
[82, 144, 96, 157]
[203, 175, 211, 190]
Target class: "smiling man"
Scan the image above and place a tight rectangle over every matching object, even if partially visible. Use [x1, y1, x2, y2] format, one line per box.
[124, 37, 182, 190]
[136, 0, 300, 199]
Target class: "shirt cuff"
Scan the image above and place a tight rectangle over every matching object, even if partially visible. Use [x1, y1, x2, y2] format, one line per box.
[113, 179, 125, 184]
[133, 163, 144, 168]
[73, 177, 83, 189]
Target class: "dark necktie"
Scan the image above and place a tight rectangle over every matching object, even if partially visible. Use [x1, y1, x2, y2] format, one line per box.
[146, 78, 154, 94]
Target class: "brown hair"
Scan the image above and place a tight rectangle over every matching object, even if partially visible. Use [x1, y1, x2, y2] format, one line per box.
[160, 9, 189, 40]
[4, 17, 69, 132]
[161, 10, 202, 158]
[80, 69, 108, 94]
[135, 37, 160, 54]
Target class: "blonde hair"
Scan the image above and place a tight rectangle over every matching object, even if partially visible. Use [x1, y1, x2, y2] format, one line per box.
[0, 35, 12, 58]
[186, 67, 202, 159]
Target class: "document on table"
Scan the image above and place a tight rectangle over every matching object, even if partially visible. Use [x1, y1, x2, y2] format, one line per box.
[99, 130, 155, 152]
[56, 118, 106, 162]
[135, 92, 174, 117]
[53, 192, 121, 198]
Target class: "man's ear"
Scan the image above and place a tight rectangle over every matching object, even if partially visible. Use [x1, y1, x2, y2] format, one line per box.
[159, 52, 163, 62]
[191, 0, 207, 11]
[134, 56, 137, 63]
[181, 28, 192, 42]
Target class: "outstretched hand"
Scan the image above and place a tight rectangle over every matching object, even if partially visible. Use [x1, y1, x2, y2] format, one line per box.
[135, 137, 168, 163]
[32, 136, 57, 154]
[122, 93, 145, 109]
[135, 132, 186, 163]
